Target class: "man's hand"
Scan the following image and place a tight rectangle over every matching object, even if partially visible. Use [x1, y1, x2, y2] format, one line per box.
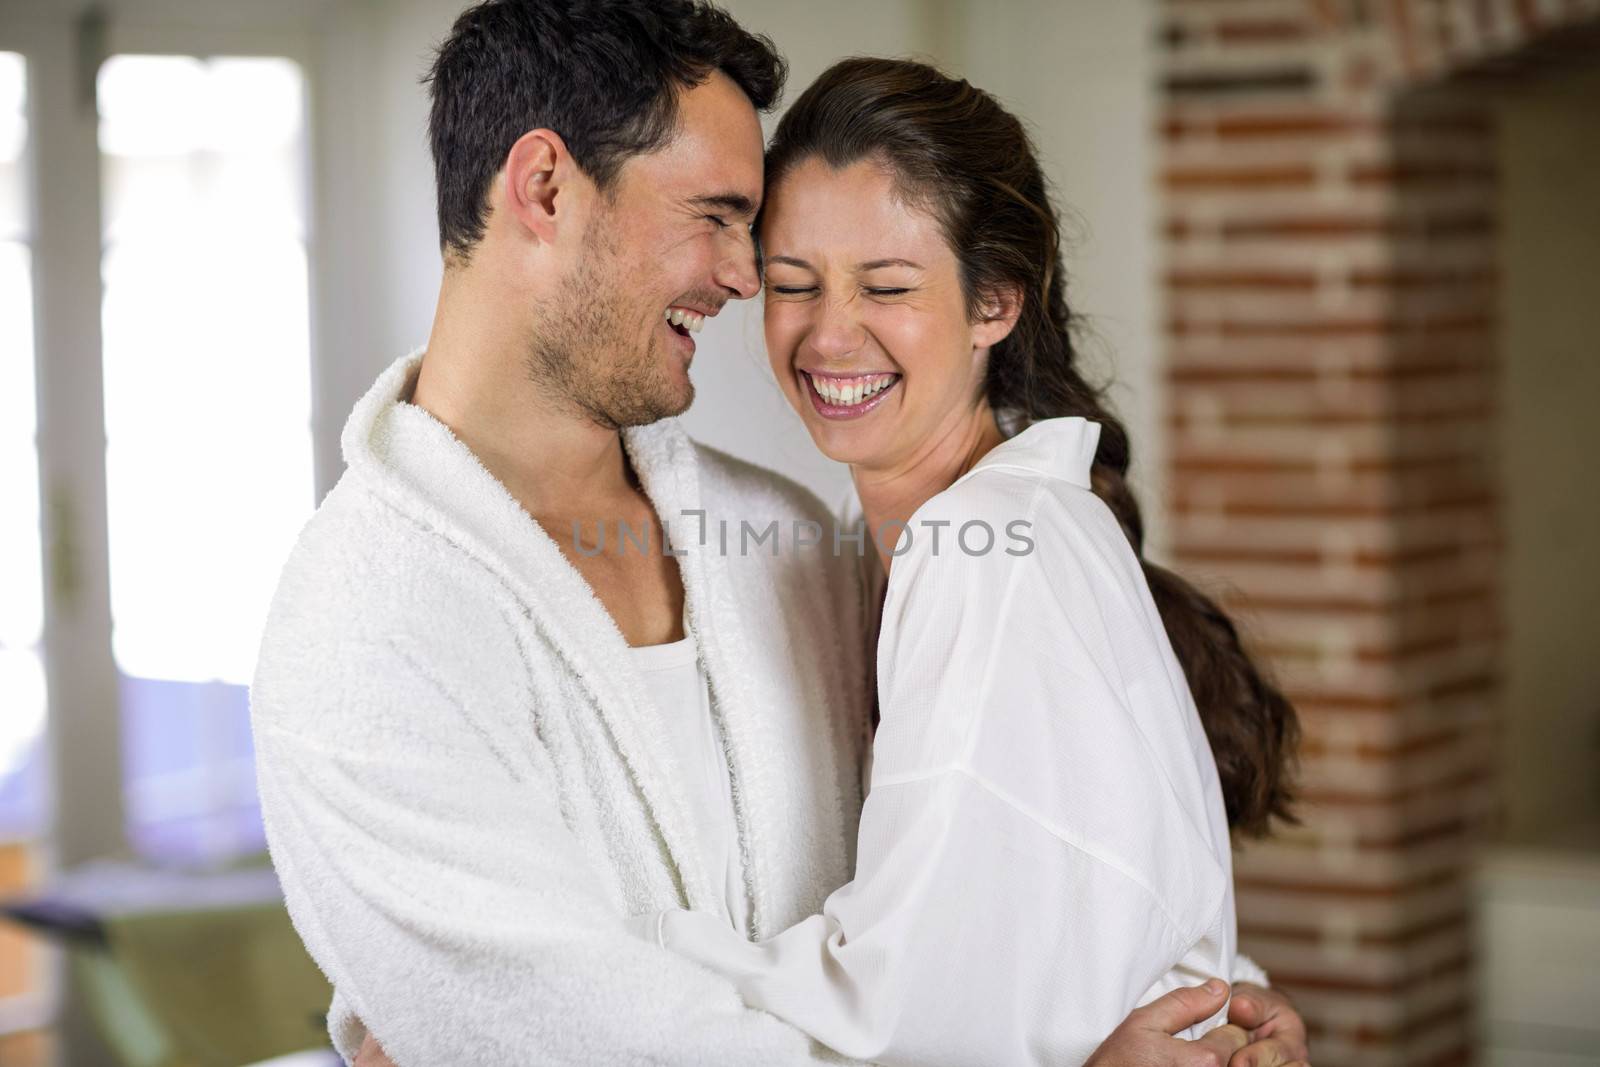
[1086, 979, 1244, 1067]
[1086, 980, 1311, 1067]
[1225, 982, 1310, 1067]
[354, 1031, 396, 1067]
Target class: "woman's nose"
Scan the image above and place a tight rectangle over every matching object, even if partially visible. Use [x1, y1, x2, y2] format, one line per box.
[806, 298, 868, 362]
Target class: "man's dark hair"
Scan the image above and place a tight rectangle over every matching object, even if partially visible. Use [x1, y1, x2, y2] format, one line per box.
[424, 0, 786, 262]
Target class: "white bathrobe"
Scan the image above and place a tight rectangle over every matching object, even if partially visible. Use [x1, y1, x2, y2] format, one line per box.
[250, 351, 872, 1066]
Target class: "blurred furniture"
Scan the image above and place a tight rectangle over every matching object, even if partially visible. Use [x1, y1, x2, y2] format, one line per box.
[1, 858, 334, 1067]
[1477, 831, 1600, 1066]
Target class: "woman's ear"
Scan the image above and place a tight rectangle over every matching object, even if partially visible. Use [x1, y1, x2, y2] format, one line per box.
[972, 285, 1023, 349]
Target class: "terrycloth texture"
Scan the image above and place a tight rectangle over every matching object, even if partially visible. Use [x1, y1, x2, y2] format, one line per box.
[647, 418, 1245, 1066]
[250, 351, 870, 1066]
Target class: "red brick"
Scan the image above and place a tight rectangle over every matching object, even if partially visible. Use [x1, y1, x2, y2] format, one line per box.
[1216, 17, 1317, 42]
[1164, 163, 1320, 189]
[1214, 111, 1374, 137]
[1166, 268, 1321, 290]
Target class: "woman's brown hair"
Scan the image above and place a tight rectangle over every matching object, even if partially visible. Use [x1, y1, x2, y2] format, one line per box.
[766, 56, 1298, 836]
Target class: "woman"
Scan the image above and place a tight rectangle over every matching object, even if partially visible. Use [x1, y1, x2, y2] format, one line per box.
[632, 58, 1301, 1066]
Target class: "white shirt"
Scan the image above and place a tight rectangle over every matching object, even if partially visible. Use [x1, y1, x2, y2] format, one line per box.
[643, 417, 1249, 1066]
[628, 635, 751, 936]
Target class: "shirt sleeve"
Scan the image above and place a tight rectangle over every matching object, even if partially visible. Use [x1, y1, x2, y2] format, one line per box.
[651, 477, 1231, 1066]
[1234, 954, 1271, 988]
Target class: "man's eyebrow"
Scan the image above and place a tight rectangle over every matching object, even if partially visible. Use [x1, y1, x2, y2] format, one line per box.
[688, 193, 758, 218]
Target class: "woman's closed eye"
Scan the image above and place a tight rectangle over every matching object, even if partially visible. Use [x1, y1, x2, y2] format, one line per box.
[765, 285, 913, 298]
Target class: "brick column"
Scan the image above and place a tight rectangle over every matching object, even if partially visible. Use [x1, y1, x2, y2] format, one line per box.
[1157, 1, 1598, 1062]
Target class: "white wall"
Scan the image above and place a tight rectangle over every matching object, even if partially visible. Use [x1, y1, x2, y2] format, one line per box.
[308, 0, 449, 495]
[952, 0, 1165, 550]
[309, 0, 1162, 521]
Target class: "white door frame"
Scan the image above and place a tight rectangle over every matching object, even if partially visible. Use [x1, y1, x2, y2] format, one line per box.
[0, 3, 330, 1062]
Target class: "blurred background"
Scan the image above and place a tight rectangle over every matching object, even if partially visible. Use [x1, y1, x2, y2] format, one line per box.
[0, 0, 1595, 1064]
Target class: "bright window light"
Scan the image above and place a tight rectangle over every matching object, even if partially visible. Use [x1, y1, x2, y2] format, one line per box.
[98, 54, 313, 687]
[0, 50, 48, 838]
[98, 54, 313, 863]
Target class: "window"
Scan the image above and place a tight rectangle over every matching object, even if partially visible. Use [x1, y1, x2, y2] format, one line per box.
[96, 54, 314, 864]
[0, 50, 47, 843]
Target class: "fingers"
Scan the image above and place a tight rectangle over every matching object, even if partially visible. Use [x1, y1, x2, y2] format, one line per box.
[1226, 1036, 1305, 1067]
[1130, 978, 1232, 1036]
[354, 1033, 396, 1067]
[1225, 988, 1267, 1030]
[1195, 1022, 1249, 1056]
[1248, 1021, 1310, 1062]
[1226, 983, 1310, 1060]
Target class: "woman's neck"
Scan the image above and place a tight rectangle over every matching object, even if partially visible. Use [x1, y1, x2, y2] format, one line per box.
[853, 403, 1007, 574]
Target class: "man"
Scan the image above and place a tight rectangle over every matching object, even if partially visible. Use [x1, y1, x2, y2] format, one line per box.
[251, 2, 1310, 1064]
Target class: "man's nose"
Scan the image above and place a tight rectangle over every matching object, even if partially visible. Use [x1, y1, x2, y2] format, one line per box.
[713, 229, 760, 300]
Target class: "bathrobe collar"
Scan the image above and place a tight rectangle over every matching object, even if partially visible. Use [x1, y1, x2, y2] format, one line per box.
[340, 349, 746, 916]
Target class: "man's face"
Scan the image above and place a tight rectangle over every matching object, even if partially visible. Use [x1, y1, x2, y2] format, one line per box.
[527, 71, 764, 429]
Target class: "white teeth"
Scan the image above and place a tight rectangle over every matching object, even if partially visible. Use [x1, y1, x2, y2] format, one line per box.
[666, 308, 707, 332]
[810, 373, 897, 406]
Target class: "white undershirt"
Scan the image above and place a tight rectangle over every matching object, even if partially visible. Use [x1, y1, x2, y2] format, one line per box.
[626, 635, 750, 935]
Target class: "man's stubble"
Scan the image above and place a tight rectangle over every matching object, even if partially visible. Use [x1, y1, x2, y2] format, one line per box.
[524, 218, 693, 431]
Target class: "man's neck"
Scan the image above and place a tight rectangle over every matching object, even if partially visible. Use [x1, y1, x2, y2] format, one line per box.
[852, 402, 1006, 574]
[411, 266, 686, 648]
[412, 272, 635, 519]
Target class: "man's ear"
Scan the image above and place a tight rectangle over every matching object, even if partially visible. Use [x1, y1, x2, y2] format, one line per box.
[972, 284, 1024, 350]
[501, 128, 579, 245]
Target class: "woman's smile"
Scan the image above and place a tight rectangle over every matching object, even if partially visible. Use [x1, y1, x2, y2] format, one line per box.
[800, 369, 902, 419]
[760, 157, 992, 471]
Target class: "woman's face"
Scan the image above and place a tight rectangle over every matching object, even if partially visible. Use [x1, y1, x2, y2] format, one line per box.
[760, 157, 1009, 471]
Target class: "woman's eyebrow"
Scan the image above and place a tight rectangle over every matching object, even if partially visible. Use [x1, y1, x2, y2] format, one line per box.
[763, 256, 925, 271]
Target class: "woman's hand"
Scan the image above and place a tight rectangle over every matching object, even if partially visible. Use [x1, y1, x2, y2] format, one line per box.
[1225, 982, 1311, 1066]
[1085, 980, 1311, 1067]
